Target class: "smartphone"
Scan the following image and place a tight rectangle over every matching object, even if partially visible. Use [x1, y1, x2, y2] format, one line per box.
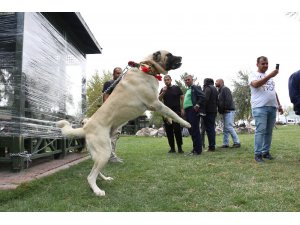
[276, 64, 280, 70]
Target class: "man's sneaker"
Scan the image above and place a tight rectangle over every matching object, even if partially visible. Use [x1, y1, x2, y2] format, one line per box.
[109, 156, 123, 163]
[232, 143, 241, 148]
[168, 149, 176, 153]
[185, 151, 195, 156]
[255, 154, 264, 163]
[221, 145, 229, 148]
[263, 152, 274, 160]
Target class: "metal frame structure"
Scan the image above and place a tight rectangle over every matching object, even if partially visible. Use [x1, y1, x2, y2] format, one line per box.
[0, 12, 101, 171]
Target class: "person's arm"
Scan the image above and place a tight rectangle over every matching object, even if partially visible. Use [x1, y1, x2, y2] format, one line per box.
[224, 88, 234, 111]
[158, 87, 167, 101]
[194, 86, 206, 112]
[180, 94, 184, 116]
[250, 70, 278, 88]
[204, 86, 211, 105]
[102, 93, 110, 103]
[276, 92, 284, 114]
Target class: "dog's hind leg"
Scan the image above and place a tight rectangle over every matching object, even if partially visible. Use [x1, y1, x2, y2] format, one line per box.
[86, 137, 111, 196]
[88, 159, 108, 196]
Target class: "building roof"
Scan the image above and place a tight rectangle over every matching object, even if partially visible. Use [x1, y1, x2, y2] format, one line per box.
[41, 12, 102, 55]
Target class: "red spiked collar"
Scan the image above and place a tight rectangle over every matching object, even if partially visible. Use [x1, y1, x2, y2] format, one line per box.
[128, 61, 162, 81]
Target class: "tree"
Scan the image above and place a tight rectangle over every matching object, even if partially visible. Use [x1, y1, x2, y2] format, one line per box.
[286, 12, 300, 21]
[86, 70, 112, 117]
[148, 111, 164, 128]
[232, 70, 252, 123]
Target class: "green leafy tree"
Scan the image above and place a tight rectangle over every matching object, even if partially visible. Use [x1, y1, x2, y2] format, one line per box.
[86, 70, 112, 117]
[232, 70, 252, 123]
[148, 111, 164, 128]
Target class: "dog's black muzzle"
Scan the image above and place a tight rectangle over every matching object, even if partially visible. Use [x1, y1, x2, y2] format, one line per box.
[165, 53, 182, 70]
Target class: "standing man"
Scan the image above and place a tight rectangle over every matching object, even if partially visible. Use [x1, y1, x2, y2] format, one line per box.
[203, 78, 218, 151]
[183, 74, 206, 156]
[215, 79, 241, 149]
[159, 75, 184, 153]
[102, 67, 123, 163]
[249, 56, 283, 163]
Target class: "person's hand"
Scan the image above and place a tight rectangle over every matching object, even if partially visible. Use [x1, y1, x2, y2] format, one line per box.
[181, 108, 185, 117]
[194, 104, 200, 112]
[162, 86, 167, 92]
[278, 105, 284, 115]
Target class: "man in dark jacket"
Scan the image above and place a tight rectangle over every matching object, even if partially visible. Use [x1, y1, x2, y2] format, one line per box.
[203, 78, 218, 151]
[183, 74, 206, 155]
[102, 67, 123, 163]
[159, 75, 184, 153]
[215, 79, 241, 148]
[288, 70, 300, 115]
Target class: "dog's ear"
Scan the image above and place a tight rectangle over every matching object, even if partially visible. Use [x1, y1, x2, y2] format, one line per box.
[153, 51, 161, 62]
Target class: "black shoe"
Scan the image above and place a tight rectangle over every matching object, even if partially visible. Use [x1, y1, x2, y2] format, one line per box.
[168, 149, 176, 153]
[263, 152, 274, 160]
[255, 154, 264, 163]
[221, 145, 229, 148]
[178, 150, 184, 154]
[208, 147, 215, 152]
[232, 143, 241, 148]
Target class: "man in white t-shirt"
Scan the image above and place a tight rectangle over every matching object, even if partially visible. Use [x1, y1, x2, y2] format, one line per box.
[249, 56, 283, 163]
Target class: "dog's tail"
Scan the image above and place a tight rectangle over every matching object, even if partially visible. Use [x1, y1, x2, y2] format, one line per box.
[56, 120, 85, 138]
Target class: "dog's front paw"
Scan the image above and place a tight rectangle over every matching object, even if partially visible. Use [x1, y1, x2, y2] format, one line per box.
[185, 122, 191, 128]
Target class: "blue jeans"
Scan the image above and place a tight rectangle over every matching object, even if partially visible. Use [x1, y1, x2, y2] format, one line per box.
[252, 106, 276, 155]
[222, 111, 240, 145]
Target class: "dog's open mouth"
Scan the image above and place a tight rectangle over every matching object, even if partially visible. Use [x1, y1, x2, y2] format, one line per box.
[166, 54, 182, 70]
[172, 59, 182, 70]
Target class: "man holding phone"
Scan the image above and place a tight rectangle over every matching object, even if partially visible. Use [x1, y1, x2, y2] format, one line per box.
[249, 56, 283, 163]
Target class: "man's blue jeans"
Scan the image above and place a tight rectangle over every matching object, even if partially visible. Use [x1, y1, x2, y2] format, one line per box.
[222, 111, 240, 145]
[252, 106, 276, 155]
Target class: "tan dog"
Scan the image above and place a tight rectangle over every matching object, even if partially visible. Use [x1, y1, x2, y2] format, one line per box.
[57, 50, 191, 196]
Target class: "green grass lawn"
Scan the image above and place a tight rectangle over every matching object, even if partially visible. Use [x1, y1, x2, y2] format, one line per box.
[0, 125, 299, 212]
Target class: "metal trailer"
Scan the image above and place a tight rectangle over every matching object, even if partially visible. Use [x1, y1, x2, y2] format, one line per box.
[0, 12, 102, 171]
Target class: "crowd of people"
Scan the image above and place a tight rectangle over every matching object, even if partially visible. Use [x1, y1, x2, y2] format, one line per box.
[158, 55, 287, 163]
[102, 55, 299, 164]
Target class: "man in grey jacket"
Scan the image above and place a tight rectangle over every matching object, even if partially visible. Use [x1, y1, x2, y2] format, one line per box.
[215, 79, 241, 148]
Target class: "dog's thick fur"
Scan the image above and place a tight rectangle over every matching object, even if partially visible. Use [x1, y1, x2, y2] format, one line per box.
[57, 50, 191, 196]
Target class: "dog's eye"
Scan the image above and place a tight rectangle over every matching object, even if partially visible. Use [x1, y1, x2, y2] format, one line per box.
[153, 51, 161, 62]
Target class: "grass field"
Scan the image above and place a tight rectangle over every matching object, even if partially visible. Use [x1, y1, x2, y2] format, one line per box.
[0, 125, 299, 212]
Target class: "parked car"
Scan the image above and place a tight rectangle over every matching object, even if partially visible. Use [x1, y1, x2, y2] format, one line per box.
[287, 119, 296, 124]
